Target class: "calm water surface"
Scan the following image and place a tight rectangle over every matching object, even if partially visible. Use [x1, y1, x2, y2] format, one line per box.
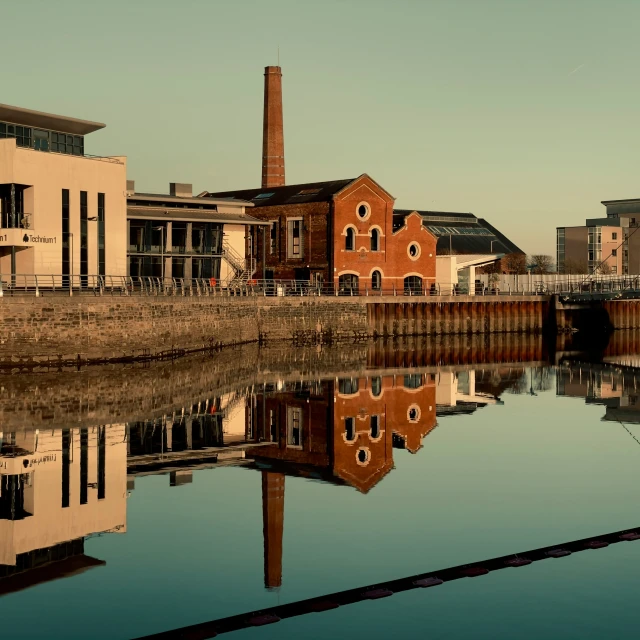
[2, 341, 640, 639]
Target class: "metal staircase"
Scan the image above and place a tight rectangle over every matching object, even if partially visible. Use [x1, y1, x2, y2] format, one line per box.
[222, 239, 256, 287]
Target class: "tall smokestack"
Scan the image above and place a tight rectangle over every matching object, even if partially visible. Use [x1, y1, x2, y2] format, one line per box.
[262, 66, 285, 189]
[262, 471, 285, 589]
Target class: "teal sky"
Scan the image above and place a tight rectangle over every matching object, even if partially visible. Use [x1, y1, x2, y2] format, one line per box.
[4, 0, 640, 255]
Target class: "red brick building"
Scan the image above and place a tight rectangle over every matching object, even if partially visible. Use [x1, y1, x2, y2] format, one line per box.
[203, 175, 437, 293]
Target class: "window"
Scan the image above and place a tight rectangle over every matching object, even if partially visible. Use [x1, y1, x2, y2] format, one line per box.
[404, 276, 423, 295]
[357, 448, 371, 464]
[62, 189, 70, 284]
[612, 266, 617, 274]
[172, 222, 187, 253]
[371, 270, 382, 291]
[98, 426, 106, 499]
[408, 405, 421, 422]
[370, 415, 380, 439]
[338, 378, 359, 394]
[287, 218, 303, 258]
[269, 409, 278, 442]
[612, 249, 617, 257]
[404, 374, 423, 389]
[287, 407, 302, 448]
[61, 429, 70, 508]
[338, 273, 359, 295]
[612, 232, 618, 240]
[269, 221, 278, 255]
[357, 202, 370, 220]
[80, 429, 88, 505]
[408, 242, 421, 260]
[172, 257, 186, 279]
[97, 193, 105, 276]
[346, 227, 355, 251]
[345, 417, 356, 442]
[371, 228, 380, 251]
[33, 129, 49, 151]
[80, 191, 88, 285]
[370, 376, 382, 397]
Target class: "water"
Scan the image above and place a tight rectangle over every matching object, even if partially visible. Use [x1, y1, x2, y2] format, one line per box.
[2, 338, 640, 639]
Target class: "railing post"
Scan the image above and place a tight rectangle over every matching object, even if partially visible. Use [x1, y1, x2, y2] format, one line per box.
[34, 275, 40, 297]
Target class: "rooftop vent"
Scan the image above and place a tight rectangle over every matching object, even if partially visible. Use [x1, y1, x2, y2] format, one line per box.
[170, 183, 192, 198]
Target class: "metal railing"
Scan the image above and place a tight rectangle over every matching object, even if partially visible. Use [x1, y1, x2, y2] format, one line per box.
[8, 274, 637, 298]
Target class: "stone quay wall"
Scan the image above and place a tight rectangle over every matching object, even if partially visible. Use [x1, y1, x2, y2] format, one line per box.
[0, 294, 554, 366]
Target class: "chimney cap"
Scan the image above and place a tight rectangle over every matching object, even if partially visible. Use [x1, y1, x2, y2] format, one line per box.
[264, 66, 282, 74]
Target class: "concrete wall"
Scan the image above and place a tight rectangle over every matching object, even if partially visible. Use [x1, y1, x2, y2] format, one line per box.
[0, 294, 552, 367]
[0, 139, 127, 276]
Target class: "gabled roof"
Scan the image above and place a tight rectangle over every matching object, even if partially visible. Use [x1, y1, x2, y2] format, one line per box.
[202, 178, 356, 207]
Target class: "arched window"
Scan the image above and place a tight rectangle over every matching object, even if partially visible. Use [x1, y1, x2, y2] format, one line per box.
[370, 415, 380, 439]
[371, 228, 380, 251]
[404, 276, 423, 295]
[370, 376, 382, 397]
[345, 228, 355, 251]
[345, 417, 356, 442]
[371, 270, 382, 291]
[339, 274, 359, 295]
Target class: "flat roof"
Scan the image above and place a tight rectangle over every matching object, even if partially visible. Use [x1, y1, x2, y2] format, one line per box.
[601, 198, 640, 205]
[127, 206, 269, 226]
[0, 103, 105, 135]
[129, 193, 254, 207]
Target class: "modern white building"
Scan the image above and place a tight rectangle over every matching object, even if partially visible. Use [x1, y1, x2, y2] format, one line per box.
[0, 103, 127, 281]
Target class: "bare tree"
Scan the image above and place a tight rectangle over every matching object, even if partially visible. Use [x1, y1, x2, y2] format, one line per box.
[502, 252, 527, 274]
[562, 258, 588, 274]
[597, 262, 612, 275]
[530, 254, 554, 274]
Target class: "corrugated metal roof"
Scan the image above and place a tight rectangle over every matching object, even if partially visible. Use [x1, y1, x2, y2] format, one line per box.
[127, 207, 268, 225]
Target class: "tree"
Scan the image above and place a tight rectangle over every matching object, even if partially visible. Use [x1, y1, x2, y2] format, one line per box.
[529, 254, 554, 274]
[562, 258, 588, 274]
[596, 262, 612, 275]
[502, 253, 527, 274]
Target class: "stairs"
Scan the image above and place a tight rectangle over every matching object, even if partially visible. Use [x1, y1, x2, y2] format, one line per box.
[222, 239, 256, 287]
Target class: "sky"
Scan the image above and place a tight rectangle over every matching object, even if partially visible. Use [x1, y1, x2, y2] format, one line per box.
[3, 0, 640, 255]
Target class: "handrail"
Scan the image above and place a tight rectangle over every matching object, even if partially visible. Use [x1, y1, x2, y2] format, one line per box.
[4, 273, 637, 299]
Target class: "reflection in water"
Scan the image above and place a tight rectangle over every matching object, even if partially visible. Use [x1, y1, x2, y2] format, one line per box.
[3, 335, 640, 636]
[0, 426, 126, 594]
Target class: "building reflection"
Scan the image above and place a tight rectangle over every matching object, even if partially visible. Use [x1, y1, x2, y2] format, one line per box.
[7, 352, 640, 598]
[0, 426, 127, 595]
[245, 368, 524, 589]
[556, 361, 640, 423]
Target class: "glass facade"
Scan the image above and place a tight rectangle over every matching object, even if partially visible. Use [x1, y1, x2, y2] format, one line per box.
[0, 122, 84, 156]
[588, 227, 602, 273]
[128, 219, 223, 280]
[556, 228, 565, 273]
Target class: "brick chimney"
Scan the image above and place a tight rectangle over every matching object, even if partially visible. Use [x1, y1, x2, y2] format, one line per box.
[262, 66, 285, 188]
[262, 471, 285, 589]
